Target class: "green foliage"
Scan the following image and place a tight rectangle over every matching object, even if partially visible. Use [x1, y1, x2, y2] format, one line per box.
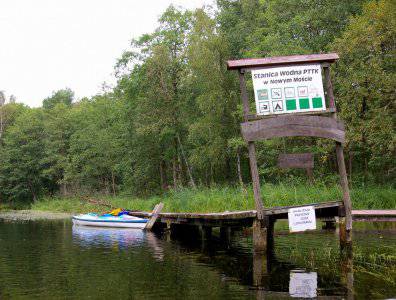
[217, 0, 365, 57]
[42, 88, 74, 109]
[0, 109, 47, 201]
[332, 0, 396, 182]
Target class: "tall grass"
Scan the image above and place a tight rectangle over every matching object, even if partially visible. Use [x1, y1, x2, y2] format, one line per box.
[30, 183, 396, 213]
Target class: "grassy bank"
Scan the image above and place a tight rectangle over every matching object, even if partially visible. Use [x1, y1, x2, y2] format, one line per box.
[30, 183, 396, 214]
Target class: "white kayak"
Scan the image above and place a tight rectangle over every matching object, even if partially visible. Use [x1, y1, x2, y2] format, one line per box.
[72, 213, 148, 229]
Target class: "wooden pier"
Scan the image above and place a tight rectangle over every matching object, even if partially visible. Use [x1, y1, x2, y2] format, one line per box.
[129, 200, 348, 252]
[129, 204, 396, 253]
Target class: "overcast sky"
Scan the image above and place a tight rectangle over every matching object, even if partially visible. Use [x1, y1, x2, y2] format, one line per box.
[0, 0, 212, 107]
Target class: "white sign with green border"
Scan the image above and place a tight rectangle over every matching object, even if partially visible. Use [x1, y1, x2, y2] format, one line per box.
[251, 64, 326, 116]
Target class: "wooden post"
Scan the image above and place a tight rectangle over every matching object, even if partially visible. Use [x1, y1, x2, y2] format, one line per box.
[323, 66, 353, 247]
[340, 245, 354, 299]
[253, 251, 269, 289]
[238, 70, 265, 219]
[145, 202, 164, 230]
[266, 218, 275, 254]
[322, 219, 336, 230]
[201, 226, 212, 240]
[253, 219, 267, 253]
[306, 167, 314, 183]
[220, 226, 231, 245]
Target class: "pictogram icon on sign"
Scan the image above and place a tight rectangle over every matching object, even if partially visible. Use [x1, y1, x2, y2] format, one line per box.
[285, 87, 295, 98]
[298, 86, 308, 97]
[258, 101, 270, 113]
[271, 88, 282, 99]
[257, 89, 269, 100]
[272, 100, 283, 112]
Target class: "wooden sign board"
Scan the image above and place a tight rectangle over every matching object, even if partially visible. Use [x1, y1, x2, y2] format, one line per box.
[278, 153, 314, 169]
[252, 64, 326, 116]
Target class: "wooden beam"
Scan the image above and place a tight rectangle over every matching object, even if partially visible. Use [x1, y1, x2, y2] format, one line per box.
[278, 153, 314, 169]
[253, 219, 268, 253]
[144, 202, 164, 230]
[262, 201, 343, 216]
[247, 108, 337, 121]
[227, 53, 339, 70]
[241, 115, 345, 143]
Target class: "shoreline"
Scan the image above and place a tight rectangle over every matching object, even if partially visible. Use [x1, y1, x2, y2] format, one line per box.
[0, 210, 73, 221]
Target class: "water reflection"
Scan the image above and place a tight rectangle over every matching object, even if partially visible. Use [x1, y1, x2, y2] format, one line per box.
[289, 270, 317, 298]
[0, 221, 393, 299]
[72, 225, 165, 260]
[72, 225, 145, 249]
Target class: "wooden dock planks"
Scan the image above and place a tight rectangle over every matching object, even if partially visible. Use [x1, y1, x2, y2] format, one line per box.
[352, 210, 396, 222]
[130, 201, 345, 227]
[130, 204, 396, 228]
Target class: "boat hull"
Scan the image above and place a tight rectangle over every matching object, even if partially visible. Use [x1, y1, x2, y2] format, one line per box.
[72, 215, 148, 229]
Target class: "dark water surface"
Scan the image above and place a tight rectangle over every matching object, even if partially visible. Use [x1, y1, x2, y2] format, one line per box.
[0, 220, 395, 299]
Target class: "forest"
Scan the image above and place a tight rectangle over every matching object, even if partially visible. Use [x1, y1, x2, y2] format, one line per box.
[0, 0, 394, 206]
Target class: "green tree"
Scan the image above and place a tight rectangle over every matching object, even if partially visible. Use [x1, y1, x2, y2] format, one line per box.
[65, 95, 125, 195]
[332, 0, 396, 182]
[187, 9, 240, 184]
[42, 88, 74, 109]
[42, 103, 73, 195]
[0, 109, 46, 202]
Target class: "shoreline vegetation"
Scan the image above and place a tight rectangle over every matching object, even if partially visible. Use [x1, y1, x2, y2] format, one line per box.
[1, 184, 392, 215]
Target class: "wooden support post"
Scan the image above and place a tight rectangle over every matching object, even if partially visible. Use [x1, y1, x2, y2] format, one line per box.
[145, 202, 164, 230]
[252, 219, 272, 291]
[253, 251, 269, 289]
[220, 226, 231, 245]
[266, 218, 275, 254]
[339, 217, 352, 250]
[324, 65, 353, 248]
[306, 167, 314, 183]
[322, 220, 336, 230]
[340, 246, 354, 299]
[201, 226, 212, 240]
[238, 70, 265, 219]
[253, 218, 268, 253]
[336, 144, 353, 243]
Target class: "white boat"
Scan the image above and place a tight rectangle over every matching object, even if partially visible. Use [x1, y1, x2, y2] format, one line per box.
[72, 213, 148, 229]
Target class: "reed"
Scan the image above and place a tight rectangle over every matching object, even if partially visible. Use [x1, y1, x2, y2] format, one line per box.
[30, 183, 395, 213]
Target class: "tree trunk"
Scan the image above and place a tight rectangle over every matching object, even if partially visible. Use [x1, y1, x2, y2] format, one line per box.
[172, 157, 177, 189]
[236, 150, 244, 188]
[28, 180, 37, 202]
[348, 150, 353, 186]
[62, 181, 67, 197]
[159, 160, 168, 190]
[210, 163, 214, 186]
[111, 170, 116, 197]
[0, 106, 3, 140]
[104, 177, 110, 195]
[176, 134, 196, 189]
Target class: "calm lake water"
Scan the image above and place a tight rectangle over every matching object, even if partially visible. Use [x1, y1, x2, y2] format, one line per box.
[0, 219, 395, 299]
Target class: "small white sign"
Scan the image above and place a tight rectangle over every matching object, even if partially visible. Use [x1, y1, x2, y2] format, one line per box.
[288, 206, 316, 232]
[251, 64, 326, 116]
[289, 271, 317, 298]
